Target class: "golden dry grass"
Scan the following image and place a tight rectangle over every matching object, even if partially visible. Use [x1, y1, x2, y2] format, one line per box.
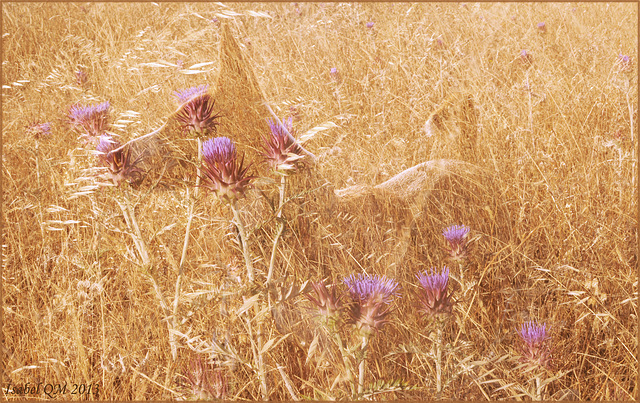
[2, 2, 637, 401]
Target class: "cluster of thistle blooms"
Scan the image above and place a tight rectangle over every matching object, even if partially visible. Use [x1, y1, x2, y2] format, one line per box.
[67, 100, 144, 187]
[445, 224, 552, 368]
[307, 225, 552, 368]
[194, 102, 306, 200]
[306, 269, 453, 337]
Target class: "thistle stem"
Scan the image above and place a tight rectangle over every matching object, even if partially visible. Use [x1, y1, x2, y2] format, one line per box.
[534, 375, 543, 401]
[357, 334, 370, 398]
[266, 174, 286, 285]
[116, 190, 150, 266]
[245, 304, 268, 400]
[231, 200, 254, 282]
[170, 138, 203, 361]
[330, 328, 355, 395]
[435, 322, 443, 400]
[178, 137, 202, 267]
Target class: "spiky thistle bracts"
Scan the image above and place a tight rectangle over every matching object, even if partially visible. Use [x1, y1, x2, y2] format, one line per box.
[95, 135, 144, 186]
[443, 224, 470, 261]
[199, 136, 254, 201]
[263, 116, 305, 173]
[306, 280, 343, 319]
[343, 274, 400, 334]
[416, 267, 454, 317]
[518, 320, 552, 368]
[173, 85, 220, 137]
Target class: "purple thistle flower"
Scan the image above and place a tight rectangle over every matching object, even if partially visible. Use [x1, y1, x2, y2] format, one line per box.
[173, 84, 209, 103]
[343, 273, 399, 334]
[96, 135, 143, 186]
[366, 22, 374, 29]
[202, 136, 235, 163]
[199, 137, 254, 201]
[537, 22, 546, 32]
[518, 320, 551, 368]
[26, 121, 52, 139]
[263, 117, 305, 173]
[416, 267, 454, 316]
[173, 85, 220, 137]
[68, 101, 111, 138]
[307, 280, 343, 319]
[443, 225, 470, 261]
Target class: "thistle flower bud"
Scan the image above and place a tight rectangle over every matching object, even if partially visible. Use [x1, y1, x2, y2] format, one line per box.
[306, 280, 343, 319]
[262, 117, 305, 173]
[416, 267, 454, 317]
[199, 137, 254, 201]
[173, 85, 220, 137]
[343, 274, 399, 335]
[96, 136, 143, 186]
[518, 320, 552, 368]
[26, 122, 52, 139]
[443, 224, 470, 261]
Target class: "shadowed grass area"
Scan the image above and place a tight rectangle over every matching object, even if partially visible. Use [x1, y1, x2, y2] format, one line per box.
[2, 2, 637, 400]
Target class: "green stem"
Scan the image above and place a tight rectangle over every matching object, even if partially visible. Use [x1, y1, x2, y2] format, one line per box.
[266, 174, 286, 285]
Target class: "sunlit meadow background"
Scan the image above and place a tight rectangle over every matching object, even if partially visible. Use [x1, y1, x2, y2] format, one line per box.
[2, 2, 638, 400]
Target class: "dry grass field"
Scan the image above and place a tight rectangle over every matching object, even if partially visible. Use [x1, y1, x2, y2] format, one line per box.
[1, 2, 637, 401]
